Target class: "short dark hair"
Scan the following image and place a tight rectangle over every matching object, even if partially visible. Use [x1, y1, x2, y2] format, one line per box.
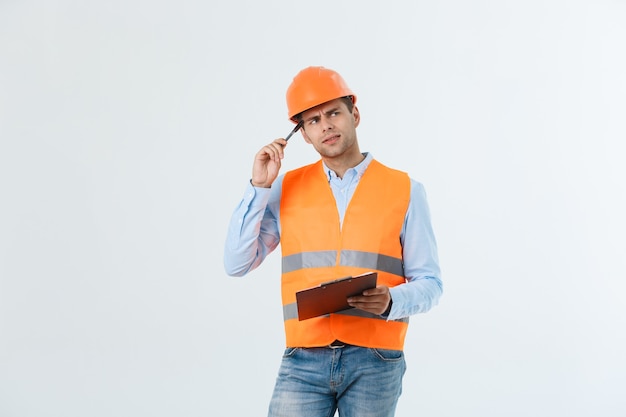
[293, 96, 354, 122]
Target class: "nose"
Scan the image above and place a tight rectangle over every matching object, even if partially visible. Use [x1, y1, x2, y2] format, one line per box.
[320, 115, 334, 131]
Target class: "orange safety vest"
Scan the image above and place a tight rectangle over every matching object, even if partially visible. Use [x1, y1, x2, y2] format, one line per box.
[280, 159, 411, 350]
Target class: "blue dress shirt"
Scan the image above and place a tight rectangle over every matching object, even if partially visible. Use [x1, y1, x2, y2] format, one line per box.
[224, 153, 442, 321]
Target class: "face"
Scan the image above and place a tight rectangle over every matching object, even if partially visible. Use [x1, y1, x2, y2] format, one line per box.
[299, 98, 361, 160]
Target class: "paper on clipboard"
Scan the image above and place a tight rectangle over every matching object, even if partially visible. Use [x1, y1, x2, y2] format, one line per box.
[295, 272, 378, 321]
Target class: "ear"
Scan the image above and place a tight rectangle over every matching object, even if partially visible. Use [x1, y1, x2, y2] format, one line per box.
[352, 106, 360, 128]
[301, 127, 312, 144]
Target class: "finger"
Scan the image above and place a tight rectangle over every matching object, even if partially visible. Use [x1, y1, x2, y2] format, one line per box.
[349, 296, 385, 305]
[348, 287, 389, 309]
[362, 286, 387, 296]
[258, 144, 281, 162]
[264, 140, 287, 161]
[273, 139, 289, 157]
[347, 300, 388, 315]
[269, 142, 286, 160]
[347, 294, 384, 305]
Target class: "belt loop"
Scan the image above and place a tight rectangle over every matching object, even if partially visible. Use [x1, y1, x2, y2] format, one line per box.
[328, 340, 345, 348]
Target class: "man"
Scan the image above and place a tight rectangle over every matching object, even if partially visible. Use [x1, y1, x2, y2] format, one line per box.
[224, 66, 442, 417]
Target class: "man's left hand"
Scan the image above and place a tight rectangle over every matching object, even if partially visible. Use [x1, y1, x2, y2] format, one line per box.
[347, 286, 391, 316]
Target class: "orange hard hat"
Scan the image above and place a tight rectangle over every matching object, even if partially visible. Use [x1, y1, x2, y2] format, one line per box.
[285, 66, 356, 122]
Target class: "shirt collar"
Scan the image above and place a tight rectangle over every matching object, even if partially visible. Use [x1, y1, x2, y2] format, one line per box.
[323, 152, 373, 181]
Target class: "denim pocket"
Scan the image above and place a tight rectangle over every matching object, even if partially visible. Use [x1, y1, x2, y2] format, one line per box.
[283, 347, 300, 358]
[370, 348, 404, 362]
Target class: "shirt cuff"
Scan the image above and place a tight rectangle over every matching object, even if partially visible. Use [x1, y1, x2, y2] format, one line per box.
[244, 180, 271, 207]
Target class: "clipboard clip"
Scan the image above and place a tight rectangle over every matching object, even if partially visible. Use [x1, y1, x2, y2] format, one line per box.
[320, 276, 353, 288]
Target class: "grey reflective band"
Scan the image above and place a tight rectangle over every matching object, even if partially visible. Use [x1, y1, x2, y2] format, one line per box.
[283, 302, 327, 321]
[336, 308, 410, 323]
[282, 303, 301, 321]
[339, 250, 404, 277]
[282, 250, 404, 277]
[282, 302, 409, 323]
[282, 251, 337, 273]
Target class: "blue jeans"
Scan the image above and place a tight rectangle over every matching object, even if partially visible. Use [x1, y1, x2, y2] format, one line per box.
[268, 344, 406, 417]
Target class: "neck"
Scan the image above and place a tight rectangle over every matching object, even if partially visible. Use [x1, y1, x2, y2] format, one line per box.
[323, 151, 365, 179]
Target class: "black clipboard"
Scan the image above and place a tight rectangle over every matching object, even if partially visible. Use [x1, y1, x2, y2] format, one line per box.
[295, 272, 378, 321]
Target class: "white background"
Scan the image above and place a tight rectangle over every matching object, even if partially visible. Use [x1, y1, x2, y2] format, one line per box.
[1, 1, 625, 416]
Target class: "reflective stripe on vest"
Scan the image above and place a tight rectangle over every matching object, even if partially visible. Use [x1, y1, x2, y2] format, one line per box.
[282, 301, 410, 322]
[282, 250, 405, 277]
[280, 159, 411, 350]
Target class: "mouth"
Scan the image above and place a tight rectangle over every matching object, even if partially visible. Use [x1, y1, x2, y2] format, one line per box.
[322, 134, 340, 144]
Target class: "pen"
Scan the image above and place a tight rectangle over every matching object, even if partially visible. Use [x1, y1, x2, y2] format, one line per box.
[284, 120, 304, 142]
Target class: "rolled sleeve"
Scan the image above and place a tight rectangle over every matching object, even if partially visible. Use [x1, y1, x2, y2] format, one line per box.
[386, 180, 442, 320]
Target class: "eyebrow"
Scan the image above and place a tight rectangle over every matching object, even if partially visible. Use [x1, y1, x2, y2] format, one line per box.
[304, 107, 340, 122]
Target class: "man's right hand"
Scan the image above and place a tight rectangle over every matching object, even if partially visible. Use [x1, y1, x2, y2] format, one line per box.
[251, 138, 288, 188]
